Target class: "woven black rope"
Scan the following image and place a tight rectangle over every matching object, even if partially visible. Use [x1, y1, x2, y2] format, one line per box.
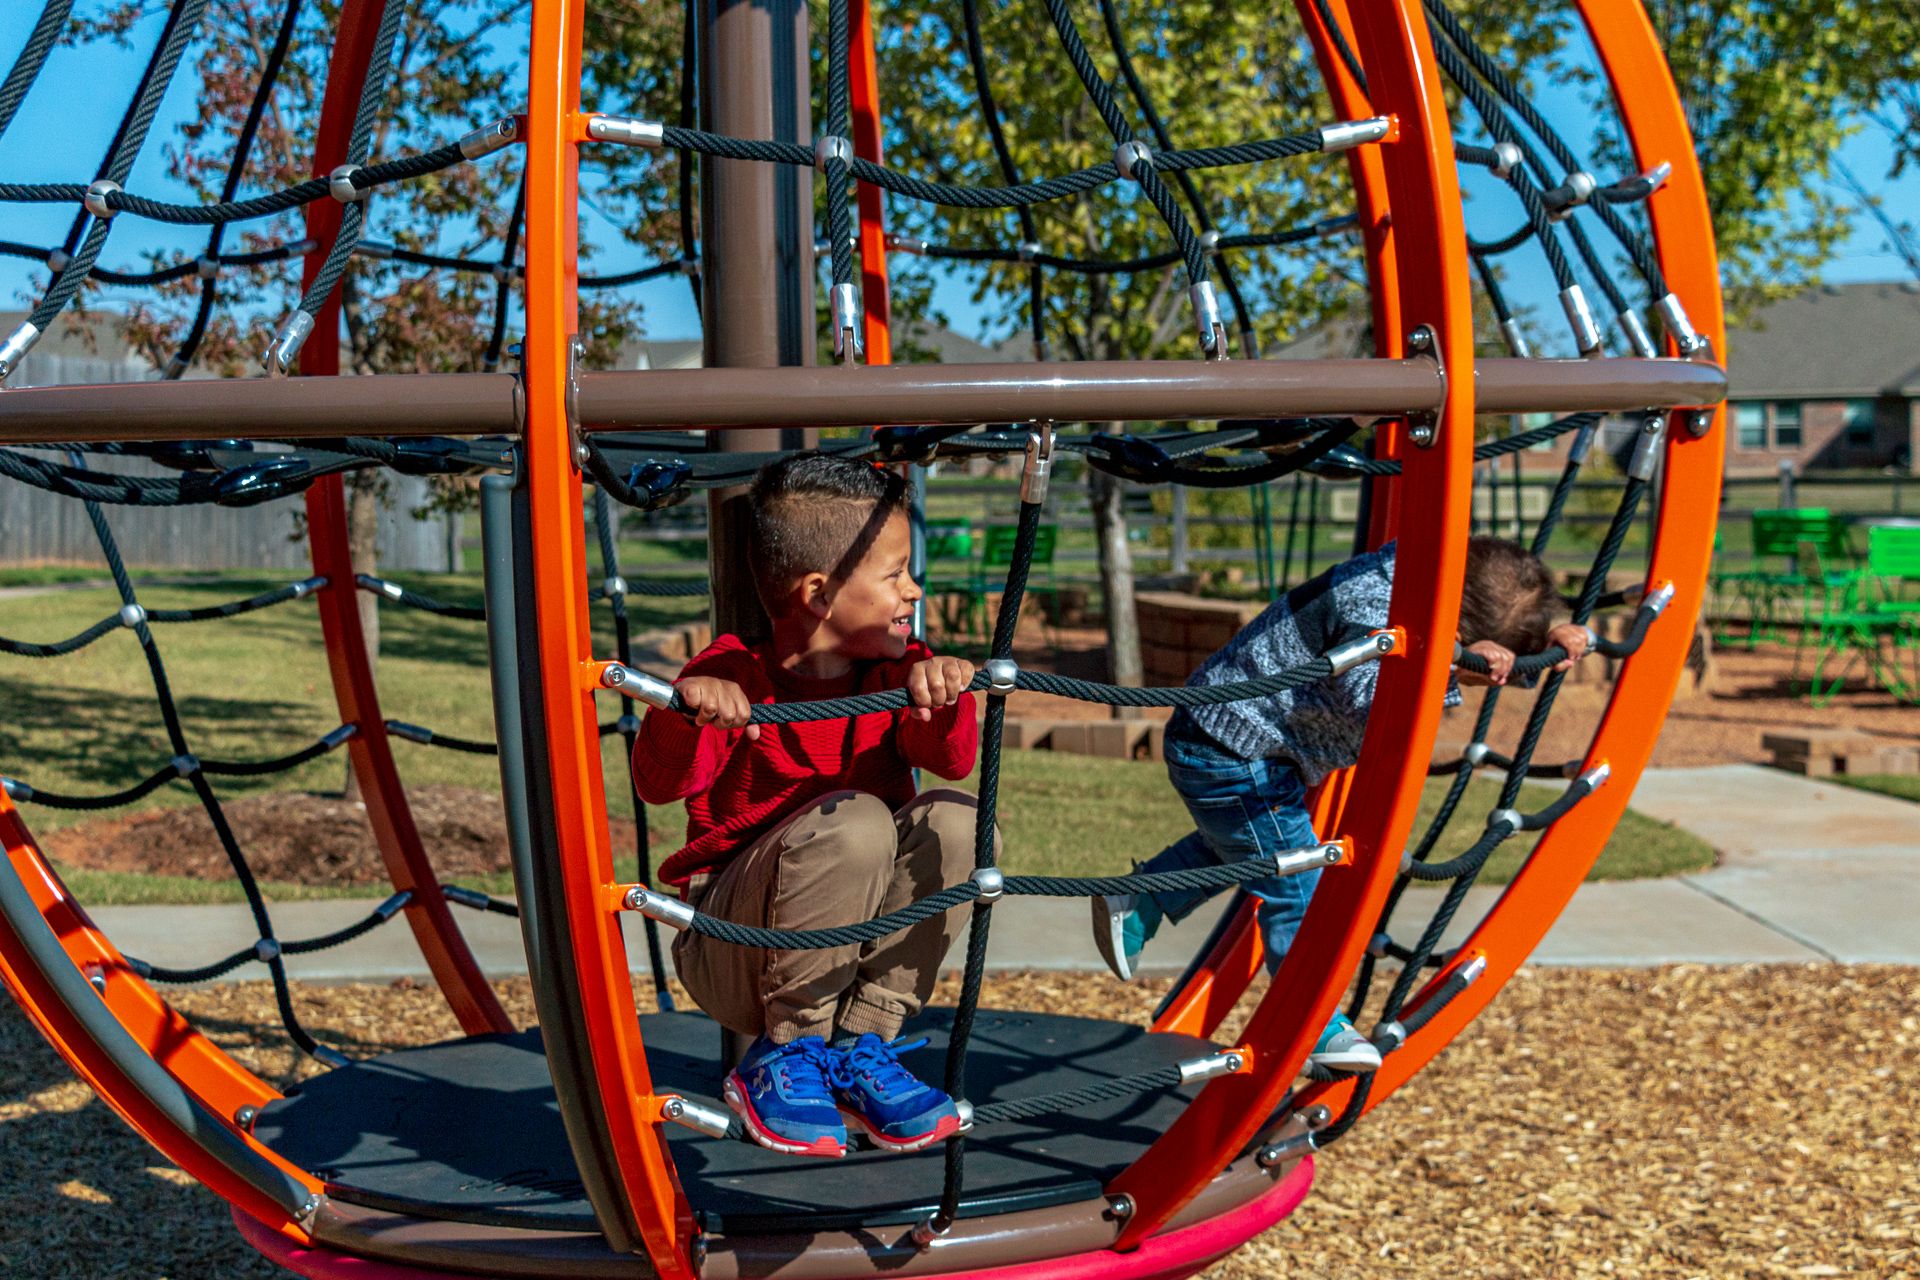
[3, 728, 353, 809]
[0, 1, 74, 143]
[128, 894, 410, 985]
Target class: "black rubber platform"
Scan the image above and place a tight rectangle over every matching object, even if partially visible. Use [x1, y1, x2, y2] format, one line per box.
[253, 1008, 1215, 1235]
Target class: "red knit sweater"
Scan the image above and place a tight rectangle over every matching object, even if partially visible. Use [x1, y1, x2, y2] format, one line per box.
[631, 635, 979, 892]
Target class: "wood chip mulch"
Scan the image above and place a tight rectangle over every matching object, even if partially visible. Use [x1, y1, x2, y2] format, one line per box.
[1, 966, 1912, 1279]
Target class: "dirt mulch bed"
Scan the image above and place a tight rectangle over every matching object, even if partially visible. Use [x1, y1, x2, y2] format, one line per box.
[40, 785, 649, 887]
[2, 966, 1912, 1278]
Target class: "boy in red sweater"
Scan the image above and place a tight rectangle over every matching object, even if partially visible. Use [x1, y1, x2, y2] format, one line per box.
[632, 452, 981, 1158]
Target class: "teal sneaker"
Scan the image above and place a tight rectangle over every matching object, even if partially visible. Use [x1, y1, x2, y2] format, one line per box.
[1309, 1013, 1381, 1073]
[1091, 892, 1163, 981]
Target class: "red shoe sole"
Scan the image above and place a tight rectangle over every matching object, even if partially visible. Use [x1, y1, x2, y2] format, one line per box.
[838, 1107, 963, 1154]
[723, 1075, 847, 1158]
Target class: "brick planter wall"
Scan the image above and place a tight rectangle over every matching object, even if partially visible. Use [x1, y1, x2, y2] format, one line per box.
[1136, 591, 1265, 684]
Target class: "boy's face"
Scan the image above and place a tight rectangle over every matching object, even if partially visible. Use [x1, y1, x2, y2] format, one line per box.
[819, 510, 920, 660]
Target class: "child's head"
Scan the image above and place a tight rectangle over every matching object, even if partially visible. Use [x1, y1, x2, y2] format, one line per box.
[1459, 536, 1557, 654]
[749, 452, 918, 659]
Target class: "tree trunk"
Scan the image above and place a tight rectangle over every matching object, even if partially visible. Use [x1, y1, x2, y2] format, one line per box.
[1088, 431, 1143, 719]
[343, 473, 382, 802]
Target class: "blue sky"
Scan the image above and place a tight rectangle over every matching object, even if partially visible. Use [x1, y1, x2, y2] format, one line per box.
[3, 6, 1914, 353]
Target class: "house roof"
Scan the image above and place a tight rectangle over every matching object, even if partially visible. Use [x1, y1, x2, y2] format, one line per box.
[623, 319, 1019, 370]
[1725, 281, 1920, 400]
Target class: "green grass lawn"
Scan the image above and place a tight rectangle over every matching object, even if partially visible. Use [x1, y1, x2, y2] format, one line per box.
[1826, 773, 1920, 805]
[3, 572, 1708, 905]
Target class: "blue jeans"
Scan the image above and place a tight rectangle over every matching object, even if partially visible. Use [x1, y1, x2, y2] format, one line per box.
[1139, 731, 1321, 976]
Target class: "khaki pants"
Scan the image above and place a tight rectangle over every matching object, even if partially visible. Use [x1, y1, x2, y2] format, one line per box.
[674, 789, 992, 1044]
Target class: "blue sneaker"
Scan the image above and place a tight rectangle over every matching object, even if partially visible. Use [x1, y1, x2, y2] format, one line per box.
[1091, 891, 1163, 981]
[831, 1034, 963, 1154]
[723, 1035, 847, 1158]
[1309, 1013, 1381, 1073]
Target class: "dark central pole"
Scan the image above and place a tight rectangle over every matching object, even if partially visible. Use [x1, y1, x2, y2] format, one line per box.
[701, 0, 817, 643]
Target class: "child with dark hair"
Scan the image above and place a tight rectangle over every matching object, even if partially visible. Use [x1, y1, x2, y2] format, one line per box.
[1092, 537, 1589, 1071]
[633, 452, 982, 1158]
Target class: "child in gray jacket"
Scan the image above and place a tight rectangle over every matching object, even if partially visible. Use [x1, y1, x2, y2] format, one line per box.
[1093, 537, 1590, 1071]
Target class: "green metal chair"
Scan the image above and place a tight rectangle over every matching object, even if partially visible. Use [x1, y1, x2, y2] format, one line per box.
[1799, 524, 1920, 706]
[1711, 508, 1849, 648]
[975, 522, 1060, 646]
[920, 518, 977, 643]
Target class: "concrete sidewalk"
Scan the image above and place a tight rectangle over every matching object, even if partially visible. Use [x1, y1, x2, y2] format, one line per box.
[81, 765, 1919, 985]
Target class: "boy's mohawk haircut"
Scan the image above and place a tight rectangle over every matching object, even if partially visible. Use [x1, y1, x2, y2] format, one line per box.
[1459, 536, 1557, 656]
[748, 452, 910, 611]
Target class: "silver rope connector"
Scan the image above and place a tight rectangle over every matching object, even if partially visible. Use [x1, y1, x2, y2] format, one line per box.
[1, 777, 30, 801]
[1177, 1049, 1245, 1084]
[196, 255, 219, 280]
[971, 866, 1005, 903]
[292, 575, 327, 598]
[885, 232, 929, 256]
[1016, 240, 1041, 263]
[1617, 309, 1657, 358]
[1462, 741, 1491, 766]
[1489, 140, 1522, 179]
[261, 311, 315, 377]
[1198, 228, 1221, 256]
[585, 115, 665, 148]
[814, 134, 852, 171]
[1656, 292, 1705, 353]
[1546, 170, 1596, 219]
[1372, 1019, 1406, 1051]
[354, 238, 394, 260]
[1577, 761, 1612, 791]
[1318, 116, 1393, 152]
[831, 282, 864, 362]
[1499, 317, 1532, 359]
[46, 248, 71, 272]
[1326, 629, 1395, 675]
[360, 574, 404, 601]
[84, 179, 122, 218]
[624, 885, 697, 929]
[118, 603, 147, 628]
[614, 714, 641, 735]
[387, 721, 432, 744]
[1560, 284, 1602, 355]
[678, 256, 700, 275]
[171, 753, 200, 777]
[0, 321, 43, 380]
[1273, 841, 1345, 877]
[1458, 953, 1488, 985]
[374, 890, 413, 921]
[985, 657, 1018, 695]
[660, 1095, 734, 1139]
[603, 575, 628, 599]
[328, 165, 364, 203]
[955, 1099, 975, 1132]
[910, 1214, 952, 1250]
[1190, 280, 1227, 358]
[1113, 139, 1153, 178]
[599, 661, 679, 711]
[1628, 411, 1667, 481]
[1488, 808, 1522, 835]
[321, 725, 358, 749]
[459, 117, 521, 159]
[1645, 581, 1676, 615]
[1020, 423, 1055, 505]
[254, 937, 281, 962]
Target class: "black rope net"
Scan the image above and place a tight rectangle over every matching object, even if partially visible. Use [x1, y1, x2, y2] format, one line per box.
[0, 0, 1700, 1229]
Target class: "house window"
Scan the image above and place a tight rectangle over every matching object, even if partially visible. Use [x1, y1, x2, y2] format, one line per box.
[1772, 402, 1802, 449]
[1734, 403, 1767, 449]
[1845, 399, 1876, 446]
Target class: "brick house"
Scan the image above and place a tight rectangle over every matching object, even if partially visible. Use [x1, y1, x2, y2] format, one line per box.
[1721, 281, 1920, 476]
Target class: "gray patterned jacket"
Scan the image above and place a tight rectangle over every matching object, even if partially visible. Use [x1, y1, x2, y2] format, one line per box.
[1171, 542, 1457, 785]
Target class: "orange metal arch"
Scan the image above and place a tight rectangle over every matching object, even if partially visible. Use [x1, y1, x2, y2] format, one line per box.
[297, 0, 510, 1040]
[523, 0, 696, 1271]
[1109, 0, 1474, 1247]
[1304, 0, 1727, 1119]
[1152, 0, 1404, 1043]
[850, 0, 892, 364]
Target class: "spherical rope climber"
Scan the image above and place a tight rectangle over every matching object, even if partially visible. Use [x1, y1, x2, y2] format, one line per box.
[0, 0, 1725, 1276]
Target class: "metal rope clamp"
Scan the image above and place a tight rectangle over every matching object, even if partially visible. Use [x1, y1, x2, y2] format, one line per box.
[624, 885, 697, 930]
[1318, 116, 1393, 153]
[814, 134, 853, 172]
[0, 321, 42, 381]
[83, 179, 122, 219]
[971, 867, 1005, 904]
[598, 661, 680, 711]
[1488, 140, 1522, 180]
[1112, 139, 1153, 180]
[1020, 423, 1055, 505]
[328, 165, 366, 203]
[985, 657, 1018, 695]
[832, 282, 864, 362]
[585, 115, 664, 148]
[1326, 629, 1396, 675]
[1191, 280, 1227, 360]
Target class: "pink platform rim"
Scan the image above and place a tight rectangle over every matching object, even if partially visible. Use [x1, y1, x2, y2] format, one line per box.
[233, 1158, 1314, 1280]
